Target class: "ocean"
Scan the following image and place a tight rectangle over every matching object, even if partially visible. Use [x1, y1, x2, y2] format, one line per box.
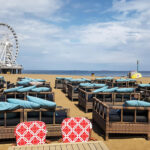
[22, 70, 150, 77]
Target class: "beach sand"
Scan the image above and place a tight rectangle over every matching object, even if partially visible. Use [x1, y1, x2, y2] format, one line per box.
[1, 74, 150, 150]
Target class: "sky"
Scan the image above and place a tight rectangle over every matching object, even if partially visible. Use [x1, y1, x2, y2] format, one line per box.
[0, 0, 150, 71]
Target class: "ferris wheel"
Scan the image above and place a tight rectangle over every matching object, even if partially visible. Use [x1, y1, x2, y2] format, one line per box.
[0, 23, 19, 66]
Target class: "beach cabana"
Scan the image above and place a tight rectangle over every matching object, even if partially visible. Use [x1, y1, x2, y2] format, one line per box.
[78, 83, 107, 112]
[94, 77, 114, 85]
[138, 84, 150, 99]
[55, 77, 72, 89]
[67, 78, 91, 101]
[93, 98, 150, 140]
[113, 78, 137, 88]
[0, 97, 70, 139]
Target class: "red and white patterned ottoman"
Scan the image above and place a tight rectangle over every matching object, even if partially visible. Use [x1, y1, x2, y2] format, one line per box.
[61, 117, 92, 143]
[15, 121, 47, 146]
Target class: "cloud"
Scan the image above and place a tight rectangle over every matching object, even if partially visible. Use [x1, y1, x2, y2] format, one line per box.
[0, 0, 63, 17]
[112, 0, 150, 13]
[0, 0, 150, 70]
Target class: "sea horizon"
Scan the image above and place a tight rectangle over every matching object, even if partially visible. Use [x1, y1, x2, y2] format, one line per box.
[22, 70, 150, 77]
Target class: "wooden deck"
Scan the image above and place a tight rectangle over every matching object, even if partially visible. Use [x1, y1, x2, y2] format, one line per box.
[8, 141, 109, 150]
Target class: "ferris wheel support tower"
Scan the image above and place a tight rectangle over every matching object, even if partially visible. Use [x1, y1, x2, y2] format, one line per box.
[0, 23, 22, 74]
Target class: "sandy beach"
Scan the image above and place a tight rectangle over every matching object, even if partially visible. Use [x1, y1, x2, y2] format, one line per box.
[1, 74, 150, 150]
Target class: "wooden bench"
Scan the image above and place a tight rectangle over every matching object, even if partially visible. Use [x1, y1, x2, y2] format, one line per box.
[8, 141, 109, 150]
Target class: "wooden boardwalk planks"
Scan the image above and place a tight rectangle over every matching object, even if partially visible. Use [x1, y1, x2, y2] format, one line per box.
[8, 141, 109, 150]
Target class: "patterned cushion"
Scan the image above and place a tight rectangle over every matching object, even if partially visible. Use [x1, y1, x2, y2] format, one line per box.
[15, 121, 47, 146]
[61, 117, 92, 143]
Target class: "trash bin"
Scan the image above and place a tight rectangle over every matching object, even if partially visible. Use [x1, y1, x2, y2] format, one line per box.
[91, 73, 95, 77]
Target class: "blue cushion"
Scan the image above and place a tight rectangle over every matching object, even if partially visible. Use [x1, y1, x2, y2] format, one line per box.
[31, 87, 50, 92]
[7, 98, 40, 109]
[4, 86, 23, 93]
[27, 95, 56, 109]
[139, 84, 150, 87]
[56, 77, 64, 79]
[17, 79, 31, 85]
[0, 102, 20, 111]
[0, 76, 4, 80]
[68, 78, 90, 82]
[79, 83, 93, 87]
[79, 83, 106, 88]
[96, 77, 113, 80]
[33, 79, 45, 82]
[93, 84, 106, 87]
[103, 87, 118, 92]
[116, 78, 136, 82]
[116, 88, 135, 93]
[124, 100, 150, 107]
[93, 86, 108, 93]
[81, 78, 91, 82]
[64, 77, 72, 80]
[17, 85, 36, 92]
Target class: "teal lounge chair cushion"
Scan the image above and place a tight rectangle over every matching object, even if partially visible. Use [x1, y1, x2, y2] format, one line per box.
[56, 77, 64, 79]
[7, 98, 40, 109]
[0, 102, 20, 111]
[96, 77, 113, 80]
[68, 78, 90, 82]
[4, 86, 23, 93]
[93, 86, 108, 93]
[103, 87, 118, 92]
[116, 78, 136, 82]
[31, 87, 50, 92]
[17, 85, 36, 92]
[79, 83, 106, 88]
[139, 84, 150, 87]
[79, 83, 93, 87]
[0, 76, 4, 80]
[116, 88, 135, 93]
[124, 100, 150, 107]
[17, 79, 31, 85]
[64, 77, 72, 80]
[93, 84, 106, 87]
[33, 79, 45, 82]
[27, 95, 56, 109]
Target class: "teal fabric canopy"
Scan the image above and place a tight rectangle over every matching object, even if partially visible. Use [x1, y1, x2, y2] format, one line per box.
[92, 86, 108, 93]
[116, 78, 136, 82]
[79, 83, 106, 88]
[7, 98, 40, 109]
[124, 100, 150, 107]
[103, 87, 118, 92]
[4, 86, 23, 93]
[17, 85, 36, 92]
[116, 88, 135, 93]
[27, 95, 56, 109]
[139, 84, 150, 87]
[31, 87, 50, 92]
[0, 102, 20, 111]
[96, 77, 113, 80]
